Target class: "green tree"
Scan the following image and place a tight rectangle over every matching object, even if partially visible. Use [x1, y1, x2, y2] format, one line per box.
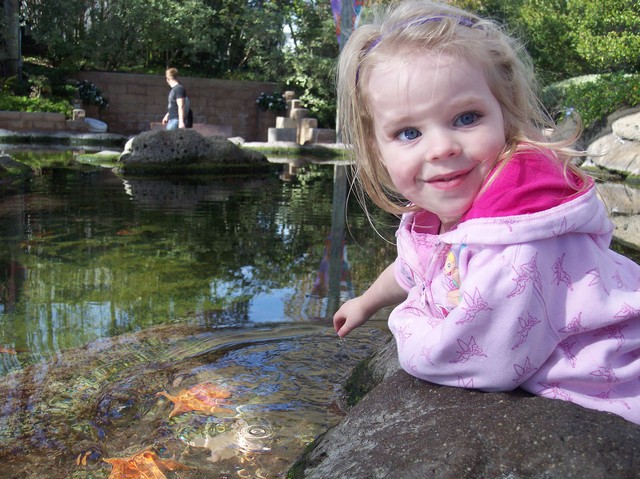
[1, 0, 21, 77]
[20, 0, 288, 78]
[516, 0, 640, 83]
[515, 0, 585, 83]
[567, 0, 640, 73]
[20, 0, 91, 68]
[284, 0, 339, 128]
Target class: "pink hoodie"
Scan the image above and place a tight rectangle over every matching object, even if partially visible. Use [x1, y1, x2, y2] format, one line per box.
[391, 149, 640, 424]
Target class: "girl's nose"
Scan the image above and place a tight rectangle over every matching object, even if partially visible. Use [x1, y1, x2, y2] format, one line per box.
[425, 130, 461, 161]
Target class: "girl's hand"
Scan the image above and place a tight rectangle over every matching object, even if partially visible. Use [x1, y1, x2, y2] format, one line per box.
[333, 297, 372, 337]
[333, 263, 407, 337]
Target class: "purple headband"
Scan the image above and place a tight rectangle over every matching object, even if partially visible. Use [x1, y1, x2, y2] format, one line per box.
[356, 14, 477, 84]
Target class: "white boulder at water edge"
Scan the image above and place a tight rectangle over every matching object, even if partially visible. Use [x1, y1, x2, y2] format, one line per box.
[586, 108, 640, 248]
[586, 109, 640, 177]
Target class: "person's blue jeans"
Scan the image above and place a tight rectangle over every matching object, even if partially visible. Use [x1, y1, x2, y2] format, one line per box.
[166, 119, 179, 130]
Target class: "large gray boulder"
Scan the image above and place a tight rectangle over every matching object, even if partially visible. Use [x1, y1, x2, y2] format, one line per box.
[290, 340, 640, 479]
[596, 182, 640, 248]
[586, 109, 640, 249]
[118, 129, 268, 173]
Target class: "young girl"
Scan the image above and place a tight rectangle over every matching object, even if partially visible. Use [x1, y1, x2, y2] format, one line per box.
[333, 0, 640, 424]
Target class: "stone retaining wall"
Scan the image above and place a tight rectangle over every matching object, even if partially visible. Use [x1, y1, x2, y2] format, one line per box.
[0, 110, 90, 132]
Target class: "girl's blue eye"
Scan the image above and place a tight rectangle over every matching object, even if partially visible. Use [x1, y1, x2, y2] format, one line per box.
[397, 128, 421, 141]
[455, 112, 478, 126]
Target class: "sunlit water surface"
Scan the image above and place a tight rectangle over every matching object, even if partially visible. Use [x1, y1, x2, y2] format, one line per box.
[0, 154, 397, 479]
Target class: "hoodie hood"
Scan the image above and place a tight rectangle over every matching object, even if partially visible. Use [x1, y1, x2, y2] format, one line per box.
[441, 185, 614, 247]
[403, 149, 613, 248]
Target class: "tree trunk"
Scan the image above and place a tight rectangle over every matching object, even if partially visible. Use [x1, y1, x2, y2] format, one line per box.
[1, 0, 21, 78]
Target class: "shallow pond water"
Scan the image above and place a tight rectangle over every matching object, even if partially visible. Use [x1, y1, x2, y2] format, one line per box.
[0, 153, 397, 478]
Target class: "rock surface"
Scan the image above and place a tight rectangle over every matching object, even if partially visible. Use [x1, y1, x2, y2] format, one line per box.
[587, 108, 640, 178]
[612, 111, 640, 142]
[118, 129, 268, 172]
[587, 134, 640, 177]
[291, 341, 640, 479]
[596, 182, 640, 249]
[0, 154, 33, 186]
[587, 109, 640, 249]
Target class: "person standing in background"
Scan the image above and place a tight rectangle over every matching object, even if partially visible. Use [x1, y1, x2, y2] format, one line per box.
[162, 68, 187, 130]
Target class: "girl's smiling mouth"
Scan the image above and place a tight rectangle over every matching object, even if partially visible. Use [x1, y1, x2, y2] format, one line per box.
[424, 169, 474, 189]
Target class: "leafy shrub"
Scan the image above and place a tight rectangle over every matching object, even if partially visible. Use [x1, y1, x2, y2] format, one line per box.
[542, 73, 640, 136]
[28, 75, 52, 98]
[255, 91, 287, 112]
[76, 80, 109, 108]
[0, 91, 73, 117]
[1, 75, 30, 96]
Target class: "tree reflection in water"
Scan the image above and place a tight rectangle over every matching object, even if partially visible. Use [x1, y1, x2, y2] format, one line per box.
[0, 156, 397, 478]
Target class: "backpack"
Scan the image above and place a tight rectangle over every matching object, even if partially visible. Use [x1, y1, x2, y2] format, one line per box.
[184, 96, 193, 128]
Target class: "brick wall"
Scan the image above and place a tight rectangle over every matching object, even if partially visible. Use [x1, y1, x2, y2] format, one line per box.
[0, 111, 67, 131]
[75, 72, 280, 141]
[0, 72, 281, 142]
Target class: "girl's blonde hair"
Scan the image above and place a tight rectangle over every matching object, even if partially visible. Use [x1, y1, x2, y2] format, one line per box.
[337, 0, 585, 216]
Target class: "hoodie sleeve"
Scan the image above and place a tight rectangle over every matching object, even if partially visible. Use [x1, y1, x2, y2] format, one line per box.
[389, 239, 568, 391]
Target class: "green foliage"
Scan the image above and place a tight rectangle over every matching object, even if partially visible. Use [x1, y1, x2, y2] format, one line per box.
[448, 0, 523, 24]
[20, 0, 288, 80]
[76, 80, 109, 109]
[19, 0, 89, 68]
[451, 1, 640, 83]
[284, 0, 339, 128]
[567, 0, 640, 73]
[542, 73, 640, 135]
[256, 91, 287, 112]
[514, 0, 640, 82]
[28, 74, 52, 98]
[514, 0, 584, 83]
[0, 75, 29, 96]
[0, 91, 73, 117]
[0, 59, 78, 117]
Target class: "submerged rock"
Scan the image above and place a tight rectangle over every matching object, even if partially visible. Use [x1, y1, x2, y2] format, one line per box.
[290, 340, 640, 479]
[0, 154, 33, 186]
[118, 129, 269, 174]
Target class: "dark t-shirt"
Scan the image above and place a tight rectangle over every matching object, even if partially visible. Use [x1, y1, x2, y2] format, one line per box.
[167, 84, 186, 120]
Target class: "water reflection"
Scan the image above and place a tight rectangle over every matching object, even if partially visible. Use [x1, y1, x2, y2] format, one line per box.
[0, 157, 397, 477]
[122, 176, 269, 210]
[0, 163, 396, 371]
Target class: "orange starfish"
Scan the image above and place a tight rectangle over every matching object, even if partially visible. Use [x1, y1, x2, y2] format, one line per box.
[103, 449, 189, 479]
[156, 382, 233, 418]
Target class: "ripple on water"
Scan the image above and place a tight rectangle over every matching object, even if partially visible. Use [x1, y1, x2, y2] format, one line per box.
[0, 320, 391, 478]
